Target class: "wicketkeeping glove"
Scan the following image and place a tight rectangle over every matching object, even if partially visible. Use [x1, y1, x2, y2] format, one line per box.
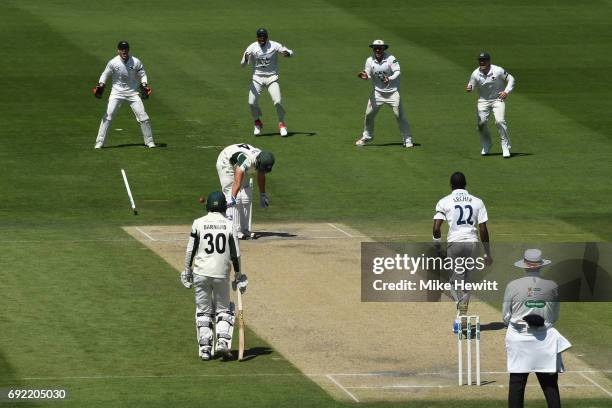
[140, 83, 152, 99]
[180, 268, 193, 289]
[232, 273, 249, 294]
[260, 193, 269, 208]
[92, 83, 105, 99]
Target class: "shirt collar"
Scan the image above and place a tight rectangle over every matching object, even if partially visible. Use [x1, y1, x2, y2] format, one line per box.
[374, 53, 387, 63]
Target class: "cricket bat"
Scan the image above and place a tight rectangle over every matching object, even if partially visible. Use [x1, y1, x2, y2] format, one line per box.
[237, 289, 245, 361]
[248, 178, 254, 237]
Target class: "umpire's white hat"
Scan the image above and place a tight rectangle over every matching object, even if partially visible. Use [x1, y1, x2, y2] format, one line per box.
[369, 39, 389, 49]
[514, 249, 552, 269]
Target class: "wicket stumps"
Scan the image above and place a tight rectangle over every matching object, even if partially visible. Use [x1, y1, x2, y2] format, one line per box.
[456, 315, 481, 386]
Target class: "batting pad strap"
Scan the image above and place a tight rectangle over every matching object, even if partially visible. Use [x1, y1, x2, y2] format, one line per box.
[196, 312, 214, 328]
[217, 333, 232, 341]
[216, 313, 235, 326]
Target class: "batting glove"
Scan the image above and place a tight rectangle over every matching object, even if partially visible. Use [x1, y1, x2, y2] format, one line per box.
[233, 273, 249, 294]
[180, 268, 193, 289]
[260, 193, 269, 208]
[227, 196, 237, 208]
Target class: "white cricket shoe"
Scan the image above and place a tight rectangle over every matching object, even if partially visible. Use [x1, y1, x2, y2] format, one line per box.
[146, 142, 157, 148]
[216, 340, 232, 360]
[279, 122, 288, 137]
[199, 345, 211, 361]
[481, 145, 490, 156]
[355, 136, 373, 146]
[253, 119, 263, 136]
[502, 146, 511, 158]
[94, 142, 103, 149]
[404, 140, 414, 148]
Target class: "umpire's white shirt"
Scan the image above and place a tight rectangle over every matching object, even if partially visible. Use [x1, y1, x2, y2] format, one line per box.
[189, 212, 240, 279]
[99, 56, 148, 98]
[433, 189, 488, 242]
[468, 64, 514, 101]
[365, 53, 401, 93]
[242, 40, 293, 76]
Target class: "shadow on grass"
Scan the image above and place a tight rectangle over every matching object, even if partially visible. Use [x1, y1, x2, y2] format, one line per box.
[103, 143, 168, 149]
[0, 351, 39, 406]
[360, 142, 422, 147]
[482, 152, 533, 158]
[256, 131, 317, 138]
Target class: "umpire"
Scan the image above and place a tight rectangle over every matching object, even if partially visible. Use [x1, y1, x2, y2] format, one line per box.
[503, 249, 571, 408]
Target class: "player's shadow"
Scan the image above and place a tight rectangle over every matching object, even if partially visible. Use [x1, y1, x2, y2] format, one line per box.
[483, 152, 532, 158]
[480, 322, 506, 331]
[253, 231, 298, 239]
[365, 142, 422, 147]
[226, 347, 273, 362]
[257, 131, 317, 138]
[104, 142, 168, 149]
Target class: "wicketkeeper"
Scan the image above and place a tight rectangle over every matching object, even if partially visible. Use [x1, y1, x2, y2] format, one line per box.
[181, 192, 248, 360]
[92, 41, 156, 149]
[216, 143, 275, 239]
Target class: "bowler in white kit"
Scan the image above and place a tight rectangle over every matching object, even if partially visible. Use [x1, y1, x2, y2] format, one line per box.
[355, 40, 413, 148]
[432, 172, 491, 315]
[93, 41, 155, 149]
[241, 28, 293, 137]
[467, 52, 515, 158]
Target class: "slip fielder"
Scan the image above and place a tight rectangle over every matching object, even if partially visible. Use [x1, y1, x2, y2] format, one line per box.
[241, 28, 293, 137]
[93, 41, 155, 149]
[355, 40, 413, 148]
[467, 52, 515, 158]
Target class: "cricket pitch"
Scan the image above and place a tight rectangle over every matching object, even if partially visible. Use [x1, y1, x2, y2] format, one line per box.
[124, 223, 612, 403]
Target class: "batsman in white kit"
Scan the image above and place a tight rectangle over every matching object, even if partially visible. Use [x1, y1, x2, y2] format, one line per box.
[181, 192, 248, 361]
[355, 40, 413, 148]
[92, 41, 156, 149]
[241, 28, 293, 137]
[216, 143, 275, 239]
[467, 52, 515, 158]
[432, 172, 491, 315]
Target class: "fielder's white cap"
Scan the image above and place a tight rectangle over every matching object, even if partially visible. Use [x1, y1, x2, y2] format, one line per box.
[514, 249, 552, 269]
[369, 39, 389, 49]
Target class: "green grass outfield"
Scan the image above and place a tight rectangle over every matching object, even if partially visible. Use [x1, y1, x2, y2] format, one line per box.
[0, 0, 610, 406]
